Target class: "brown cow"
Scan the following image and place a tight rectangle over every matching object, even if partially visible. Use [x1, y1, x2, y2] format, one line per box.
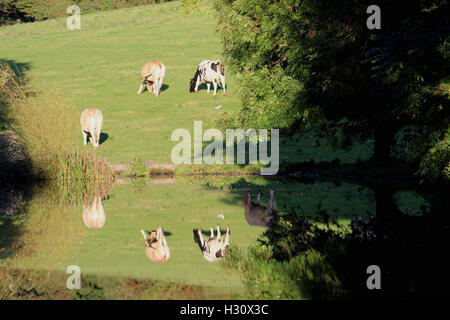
[140, 227, 170, 263]
[137, 61, 166, 96]
[242, 189, 278, 227]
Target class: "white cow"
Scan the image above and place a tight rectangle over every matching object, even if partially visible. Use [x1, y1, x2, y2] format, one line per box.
[82, 195, 106, 229]
[189, 60, 226, 96]
[80, 108, 103, 148]
[137, 61, 166, 96]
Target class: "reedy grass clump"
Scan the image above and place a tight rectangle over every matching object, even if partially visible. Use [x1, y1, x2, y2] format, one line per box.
[222, 245, 342, 300]
[0, 61, 113, 197]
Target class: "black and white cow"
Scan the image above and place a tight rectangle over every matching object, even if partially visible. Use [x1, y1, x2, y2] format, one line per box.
[193, 225, 230, 262]
[189, 60, 226, 96]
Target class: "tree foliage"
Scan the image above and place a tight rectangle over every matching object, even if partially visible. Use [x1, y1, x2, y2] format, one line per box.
[213, 0, 449, 180]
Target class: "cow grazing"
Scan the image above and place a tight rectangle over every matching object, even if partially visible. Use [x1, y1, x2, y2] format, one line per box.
[243, 189, 278, 228]
[137, 61, 166, 96]
[80, 108, 103, 148]
[193, 225, 230, 262]
[82, 195, 106, 229]
[141, 227, 170, 263]
[189, 60, 226, 96]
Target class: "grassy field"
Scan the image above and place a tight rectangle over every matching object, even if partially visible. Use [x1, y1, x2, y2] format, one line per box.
[0, 1, 373, 167]
[0, 1, 242, 164]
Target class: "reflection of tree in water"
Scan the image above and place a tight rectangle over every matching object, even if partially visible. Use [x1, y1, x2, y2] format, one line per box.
[259, 182, 450, 299]
[0, 132, 34, 259]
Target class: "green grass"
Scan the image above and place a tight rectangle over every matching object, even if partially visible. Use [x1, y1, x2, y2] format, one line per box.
[0, 1, 373, 167]
[1, 1, 242, 165]
[2, 174, 381, 293]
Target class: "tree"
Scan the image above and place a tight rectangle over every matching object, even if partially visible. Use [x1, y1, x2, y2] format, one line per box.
[0, 0, 32, 25]
[213, 0, 449, 178]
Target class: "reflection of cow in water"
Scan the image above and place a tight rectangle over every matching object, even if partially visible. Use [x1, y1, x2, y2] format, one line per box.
[243, 189, 278, 228]
[140, 227, 170, 263]
[193, 226, 230, 262]
[83, 195, 106, 229]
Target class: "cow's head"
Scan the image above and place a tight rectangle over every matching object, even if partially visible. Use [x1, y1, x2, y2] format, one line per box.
[189, 68, 201, 92]
[189, 77, 196, 92]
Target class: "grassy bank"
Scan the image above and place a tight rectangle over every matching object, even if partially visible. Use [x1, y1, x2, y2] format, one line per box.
[0, 61, 114, 196]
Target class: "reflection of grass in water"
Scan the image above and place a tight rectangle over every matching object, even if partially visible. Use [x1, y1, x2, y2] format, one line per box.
[0, 183, 246, 299]
[0, 187, 84, 298]
[0, 267, 239, 300]
[7, 188, 83, 267]
[1, 176, 429, 299]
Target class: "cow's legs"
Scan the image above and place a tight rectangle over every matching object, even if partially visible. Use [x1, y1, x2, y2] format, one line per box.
[213, 79, 218, 96]
[197, 229, 206, 247]
[137, 81, 145, 95]
[206, 83, 211, 93]
[224, 226, 230, 247]
[90, 124, 97, 147]
[157, 77, 163, 94]
[82, 130, 88, 145]
[216, 226, 221, 243]
[140, 229, 147, 241]
[220, 75, 226, 96]
[210, 227, 214, 238]
[93, 127, 100, 148]
[269, 189, 278, 212]
[195, 78, 200, 93]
